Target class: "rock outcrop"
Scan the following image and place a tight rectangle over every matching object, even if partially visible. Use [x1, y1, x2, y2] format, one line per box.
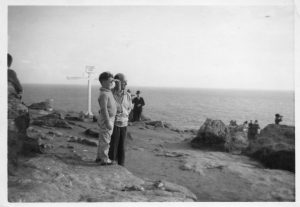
[31, 111, 72, 129]
[64, 111, 86, 122]
[191, 119, 249, 154]
[28, 100, 53, 111]
[145, 121, 166, 128]
[191, 119, 230, 150]
[225, 125, 249, 154]
[7, 94, 30, 174]
[245, 124, 295, 172]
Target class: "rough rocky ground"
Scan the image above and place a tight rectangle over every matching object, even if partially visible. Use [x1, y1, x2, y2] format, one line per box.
[8, 119, 295, 202]
[126, 123, 295, 201]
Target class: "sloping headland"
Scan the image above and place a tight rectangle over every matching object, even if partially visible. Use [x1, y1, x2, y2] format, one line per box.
[7, 101, 295, 202]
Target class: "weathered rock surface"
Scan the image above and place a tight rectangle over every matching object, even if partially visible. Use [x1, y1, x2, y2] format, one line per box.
[28, 101, 53, 111]
[8, 94, 30, 174]
[31, 112, 72, 129]
[126, 125, 295, 201]
[225, 125, 249, 154]
[8, 155, 196, 202]
[245, 124, 295, 172]
[141, 113, 151, 121]
[191, 119, 249, 154]
[191, 119, 230, 150]
[84, 128, 99, 138]
[145, 121, 166, 128]
[67, 136, 98, 147]
[177, 149, 295, 201]
[64, 111, 86, 122]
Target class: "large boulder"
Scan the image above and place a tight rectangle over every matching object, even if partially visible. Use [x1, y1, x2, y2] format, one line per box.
[225, 125, 249, 154]
[7, 95, 30, 174]
[191, 119, 230, 150]
[24, 127, 56, 154]
[245, 124, 295, 172]
[28, 100, 53, 111]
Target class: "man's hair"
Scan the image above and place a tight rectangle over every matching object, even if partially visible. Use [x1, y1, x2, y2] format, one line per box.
[99, 72, 113, 84]
[8, 53, 13, 67]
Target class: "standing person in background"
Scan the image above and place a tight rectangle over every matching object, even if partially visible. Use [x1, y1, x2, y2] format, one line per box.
[95, 72, 117, 165]
[247, 120, 254, 140]
[252, 120, 260, 139]
[132, 90, 145, 122]
[127, 89, 134, 122]
[275, 114, 283, 125]
[242, 121, 248, 133]
[109, 73, 133, 166]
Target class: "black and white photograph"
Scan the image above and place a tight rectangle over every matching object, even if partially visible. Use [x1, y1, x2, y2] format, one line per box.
[2, 0, 298, 205]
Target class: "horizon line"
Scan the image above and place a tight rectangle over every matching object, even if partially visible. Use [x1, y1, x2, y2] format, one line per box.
[22, 83, 294, 92]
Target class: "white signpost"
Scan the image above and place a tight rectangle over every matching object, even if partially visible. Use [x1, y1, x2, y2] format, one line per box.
[67, 66, 96, 118]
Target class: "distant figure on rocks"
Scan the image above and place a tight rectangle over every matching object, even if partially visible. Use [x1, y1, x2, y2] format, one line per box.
[95, 72, 117, 165]
[229, 120, 237, 127]
[252, 120, 260, 138]
[248, 120, 260, 140]
[132, 90, 145, 122]
[247, 120, 254, 140]
[109, 73, 133, 166]
[7, 53, 29, 174]
[127, 89, 134, 122]
[242, 121, 248, 133]
[275, 114, 283, 125]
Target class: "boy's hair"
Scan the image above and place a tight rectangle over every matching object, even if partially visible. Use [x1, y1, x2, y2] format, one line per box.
[99, 72, 113, 84]
[8, 53, 13, 67]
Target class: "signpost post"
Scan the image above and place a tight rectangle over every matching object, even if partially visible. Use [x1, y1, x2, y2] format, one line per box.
[67, 66, 95, 118]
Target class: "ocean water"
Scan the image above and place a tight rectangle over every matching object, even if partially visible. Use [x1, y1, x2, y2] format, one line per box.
[22, 84, 295, 130]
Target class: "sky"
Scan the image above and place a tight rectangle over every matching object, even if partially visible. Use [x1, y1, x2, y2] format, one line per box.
[7, 4, 294, 90]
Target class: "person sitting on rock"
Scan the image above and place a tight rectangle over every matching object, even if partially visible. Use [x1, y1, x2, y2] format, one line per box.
[275, 114, 283, 125]
[7, 53, 29, 175]
[7, 53, 28, 118]
[132, 90, 145, 122]
[8, 53, 23, 99]
[95, 72, 117, 165]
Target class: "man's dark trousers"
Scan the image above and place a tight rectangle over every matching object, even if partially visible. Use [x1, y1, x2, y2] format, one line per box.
[108, 125, 127, 166]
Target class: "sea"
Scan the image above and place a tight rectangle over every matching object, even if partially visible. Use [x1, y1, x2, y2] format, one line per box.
[22, 84, 295, 130]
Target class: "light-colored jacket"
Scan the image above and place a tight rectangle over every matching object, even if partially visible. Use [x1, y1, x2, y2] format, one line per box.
[113, 90, 133, 127]
[98, 87, 117, 130]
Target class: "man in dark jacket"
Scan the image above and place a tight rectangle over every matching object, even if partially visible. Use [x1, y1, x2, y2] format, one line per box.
[275, 114, 283, 125]
[132, 90, 145, 122]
